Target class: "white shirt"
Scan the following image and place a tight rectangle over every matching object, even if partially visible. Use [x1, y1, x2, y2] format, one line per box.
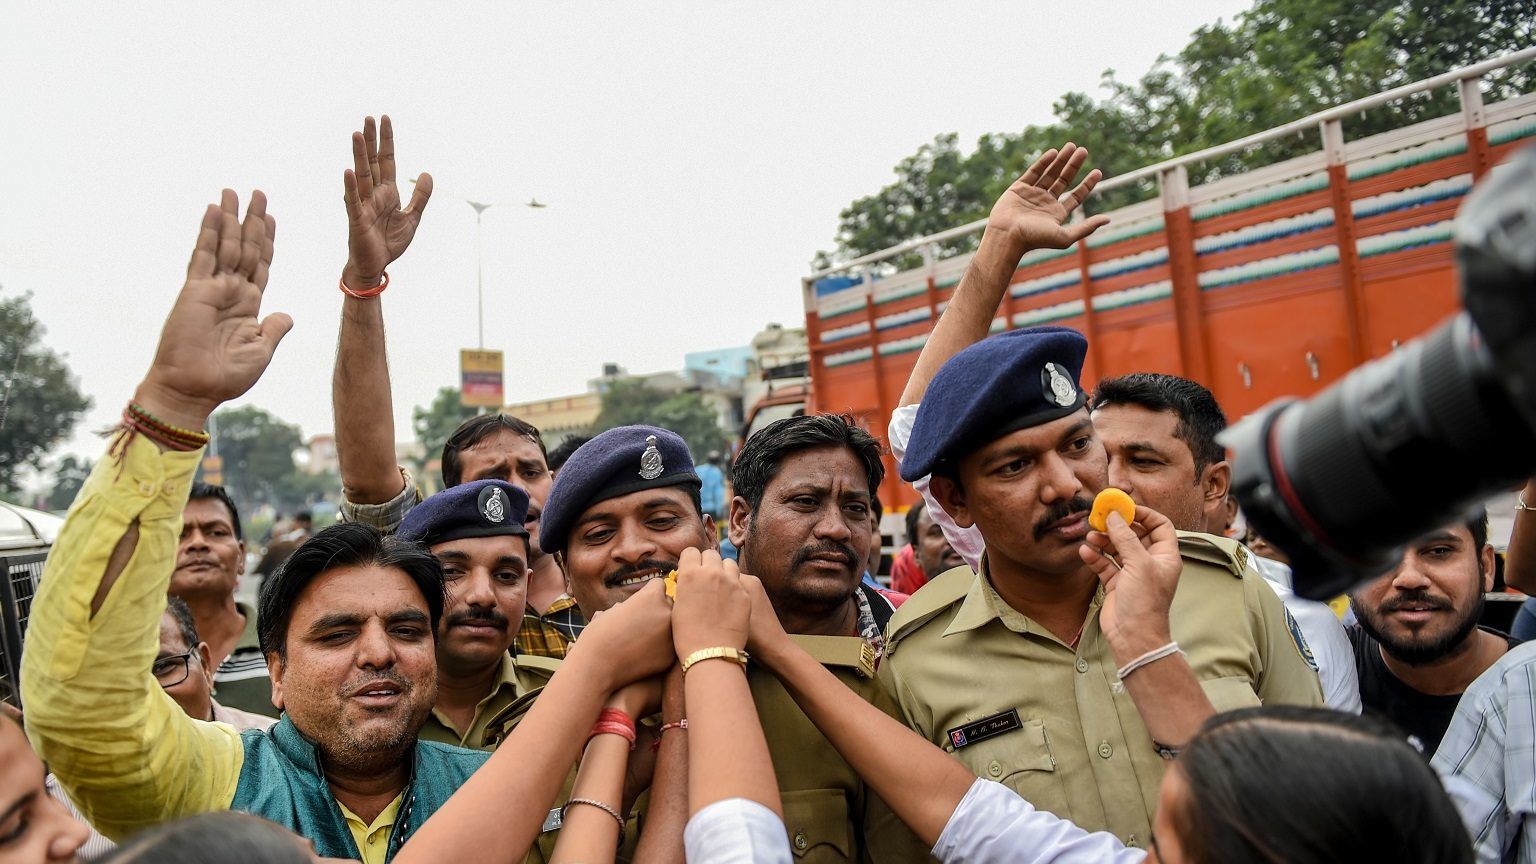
[935, 779, 1148, 863]
[1433, 641, 1536, 863]
[1251, 556, 1362, 714]
[684, 799, 793, 864]
[888, 404, 985, 573]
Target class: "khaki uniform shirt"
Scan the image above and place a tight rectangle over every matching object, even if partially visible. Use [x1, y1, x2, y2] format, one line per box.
[420, 653, 560, 750]
[880, 531, 1323, 848]
[750, 634, 933, 863]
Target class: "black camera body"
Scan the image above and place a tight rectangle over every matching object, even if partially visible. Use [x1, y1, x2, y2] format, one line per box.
[1225, 146, 1536, 600]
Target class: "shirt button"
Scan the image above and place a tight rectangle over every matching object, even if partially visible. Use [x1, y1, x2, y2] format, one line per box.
[1076, 658, 1089, 673]
[794, 832, 808, 850]
[1098, 742, 1114, 759]
[367, 836, 376, 845]
[988, 760, 1003, 777]
[138, 480, 156, 496]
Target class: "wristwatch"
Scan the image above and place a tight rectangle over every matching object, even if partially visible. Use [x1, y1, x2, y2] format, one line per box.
[680, 646, 750, 674]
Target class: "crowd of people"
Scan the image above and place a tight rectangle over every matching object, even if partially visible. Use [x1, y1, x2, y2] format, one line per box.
[7, 117, 1536, 864]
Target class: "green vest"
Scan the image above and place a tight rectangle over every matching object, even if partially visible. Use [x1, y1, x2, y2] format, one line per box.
[230, 716, 489, 862]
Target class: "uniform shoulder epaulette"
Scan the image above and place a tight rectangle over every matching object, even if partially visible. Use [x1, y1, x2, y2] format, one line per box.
[511, 652, 562, 691]
[886, 564, 976, 647]
[789, 634, 877, 679]
[1177, 530, 1251, 578]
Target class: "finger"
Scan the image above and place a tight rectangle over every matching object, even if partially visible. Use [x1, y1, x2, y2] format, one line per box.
[351, 131, 374, 201]
[1133, 505, 1180, 550]
[679, 547, 701, 577]
[722, 558, 741, 580]
[1060, 168, 1103, 212]
[258, 312, 295, 358]
[253, 214, 277, 292]
[1037, 143, 1078, 194]
[187, 204, 221, 279]
[1103, 511, 1150, 567]
[363, 116, 382, 189]
[405, 172, 432, 216]
[1078, 540, 1121, 581]
[1018, 149, 1058, 188]
[343, 170, 363, 225]
[217, 189, 241, 273]
[1049, 146, 1090, 197]
[378, 114, 397, 185]
[237, 190, 267, 279]
[1064, 214, 1112, 245]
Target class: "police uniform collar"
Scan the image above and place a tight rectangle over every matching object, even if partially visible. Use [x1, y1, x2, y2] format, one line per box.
[943, 554, 1105, 642]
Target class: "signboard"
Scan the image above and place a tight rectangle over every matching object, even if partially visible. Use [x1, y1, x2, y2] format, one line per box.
[460, 349, 505, 409]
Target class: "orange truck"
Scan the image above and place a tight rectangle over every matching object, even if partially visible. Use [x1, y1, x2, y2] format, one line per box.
[803, 47, 1536, 515]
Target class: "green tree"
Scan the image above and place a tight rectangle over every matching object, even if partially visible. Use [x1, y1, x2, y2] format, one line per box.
[0, 291, 91, 494]
[203, 405, 306, 515]
[46, 454, 93, 512]
[595, 378, 728, 461]
[817, 0, 1534, 267]
[413, 385, 478, 457]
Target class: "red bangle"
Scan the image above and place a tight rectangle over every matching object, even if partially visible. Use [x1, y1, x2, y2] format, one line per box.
[340, 270, 389, 299]
[650, 718, 687, 752]
[588, 708, 636, 750]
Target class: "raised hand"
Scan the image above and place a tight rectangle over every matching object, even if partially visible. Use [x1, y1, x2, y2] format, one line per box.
[986, 142, 1110, 253]
[1079, 505, 1183, 660]
[672, 548, 751, 659]
[571, 579, 676, 689]
[135, 190, 292, 431]
[342, 115, 432, 289]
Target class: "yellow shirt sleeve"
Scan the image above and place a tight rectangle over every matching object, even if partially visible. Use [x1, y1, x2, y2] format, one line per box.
[21, 431, 245, 841]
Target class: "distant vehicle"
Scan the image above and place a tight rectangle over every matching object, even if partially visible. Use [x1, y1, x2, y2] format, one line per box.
[0, 501, 61, 550]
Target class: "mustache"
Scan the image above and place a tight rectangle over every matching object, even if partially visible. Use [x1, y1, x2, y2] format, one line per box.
[1033, 496, 1093, 540]
[1380, 590, 1453, 614]
[604, 558, 678, 588]
[176, 556, 221, 569]
[446, 606, 510, 629]
[343, 670, 411, 698]
[791, 541, 859, 572]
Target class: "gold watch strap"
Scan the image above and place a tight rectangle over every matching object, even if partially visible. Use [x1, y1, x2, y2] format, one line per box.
[680, 646, 750, 674]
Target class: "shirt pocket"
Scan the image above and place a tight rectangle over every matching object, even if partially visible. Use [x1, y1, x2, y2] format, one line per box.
[780, 788, 854, 861]
[1200, 674, 1262, 712]
[951, 718, 1061, 803]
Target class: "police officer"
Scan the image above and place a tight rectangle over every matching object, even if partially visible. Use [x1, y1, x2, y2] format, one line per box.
[538, 424, 929, 862]
[883, 326, 1324, 849]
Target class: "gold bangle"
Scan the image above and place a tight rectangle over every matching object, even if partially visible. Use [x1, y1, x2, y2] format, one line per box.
[680, 646, 749, 675]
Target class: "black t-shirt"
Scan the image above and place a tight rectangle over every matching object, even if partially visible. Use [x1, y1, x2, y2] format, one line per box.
[1347, 624, 1517, 756]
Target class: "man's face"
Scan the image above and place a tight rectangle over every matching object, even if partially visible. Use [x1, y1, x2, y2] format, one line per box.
[430, 534, 529, 675]
[0, 716, 89, 864]
[1091, 403, 1226, 534]
[172, 497, 245, 599]
[561, 486, 714, 618]
[268, 565, 437, 773]
[730, 446, 872, 622]
[913, 507, 963, 579]
[157, 611, 215, 722]
[458, 430, 553, 559]
[1351, 523, 1495, 665]
[932, 410, 1105, 577]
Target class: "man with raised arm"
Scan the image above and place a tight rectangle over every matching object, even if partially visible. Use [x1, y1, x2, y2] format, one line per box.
[879, 145, 1323, 848]
[330, 115, 581, 659]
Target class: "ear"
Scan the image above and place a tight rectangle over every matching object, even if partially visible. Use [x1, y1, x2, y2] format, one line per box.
[266, 652, 286, 710]
[198, 641, 216, 686]
[727, 496, 752, 548]
[701, 514, 718, 550]
[237, 540, 247, 575]
[929, 475, 974, 530]
[554, 552, 573, 595]
[1203, 460, 1231, 504]
[1482, 544, 1497, 592]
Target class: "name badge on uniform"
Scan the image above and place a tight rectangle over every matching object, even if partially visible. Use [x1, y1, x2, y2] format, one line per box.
[947, 708, 1022, 750]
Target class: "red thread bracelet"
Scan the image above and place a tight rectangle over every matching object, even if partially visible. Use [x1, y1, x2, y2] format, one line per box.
[339, 270, 389, 299]
[588, 708, 636, 750]
[650, 718, 688, 752]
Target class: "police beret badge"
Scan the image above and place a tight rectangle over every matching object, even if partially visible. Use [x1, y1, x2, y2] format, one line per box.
[1043, 362, 1077, 407]
[639, 435, 664, 480]
[479, 484, 507, 524]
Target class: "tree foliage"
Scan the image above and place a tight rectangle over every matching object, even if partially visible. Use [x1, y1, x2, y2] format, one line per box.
[817, 0, 1535, 269]
[0, 292, 91, 495]
[200, 405, 328, 517]
[413, 385, 479, 458]
[595, 378, 729, 461]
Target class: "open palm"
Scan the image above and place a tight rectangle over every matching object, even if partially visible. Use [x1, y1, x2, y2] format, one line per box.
[343, 115, 432, 284]
[989, 143, 1111, 251]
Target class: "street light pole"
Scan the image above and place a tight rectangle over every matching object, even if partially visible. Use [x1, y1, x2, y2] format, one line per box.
[467, 200, 493, 350]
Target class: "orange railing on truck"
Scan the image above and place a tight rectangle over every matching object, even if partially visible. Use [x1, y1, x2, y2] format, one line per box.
[803, 47, 1536, 512]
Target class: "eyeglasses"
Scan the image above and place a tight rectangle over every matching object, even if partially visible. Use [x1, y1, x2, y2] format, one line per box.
[152, 651, 196, 688]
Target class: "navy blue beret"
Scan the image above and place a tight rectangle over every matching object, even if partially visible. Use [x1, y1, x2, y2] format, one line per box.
[540, 425, 701, 553]
[901, 326, 1089, 481]
[397, 479, 530, 548]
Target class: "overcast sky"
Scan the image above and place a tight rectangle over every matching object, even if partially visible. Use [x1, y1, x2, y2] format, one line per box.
[1, 1, 1250, 477]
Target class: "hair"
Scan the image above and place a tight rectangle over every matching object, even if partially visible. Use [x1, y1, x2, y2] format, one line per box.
[163, 595, 201, 651]
[100, 811, 312, 864]
[1467, 505, 1489, 553]
[1173, 706, 1471, 864]
[257, 523, 444, 659]
[546, 434, 593, 473]
[1091, 372, 1228, 478]
[441, 413, 548, 487]
[730, 414, 885, 512]
[870, 493, 884, 525]
[188, 482, 243, 541]
[904, 500, 926, 547]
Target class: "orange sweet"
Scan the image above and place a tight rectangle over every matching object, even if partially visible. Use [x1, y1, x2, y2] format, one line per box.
[664, 570, 678, 601]
[1089, 488, 1137, 532]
